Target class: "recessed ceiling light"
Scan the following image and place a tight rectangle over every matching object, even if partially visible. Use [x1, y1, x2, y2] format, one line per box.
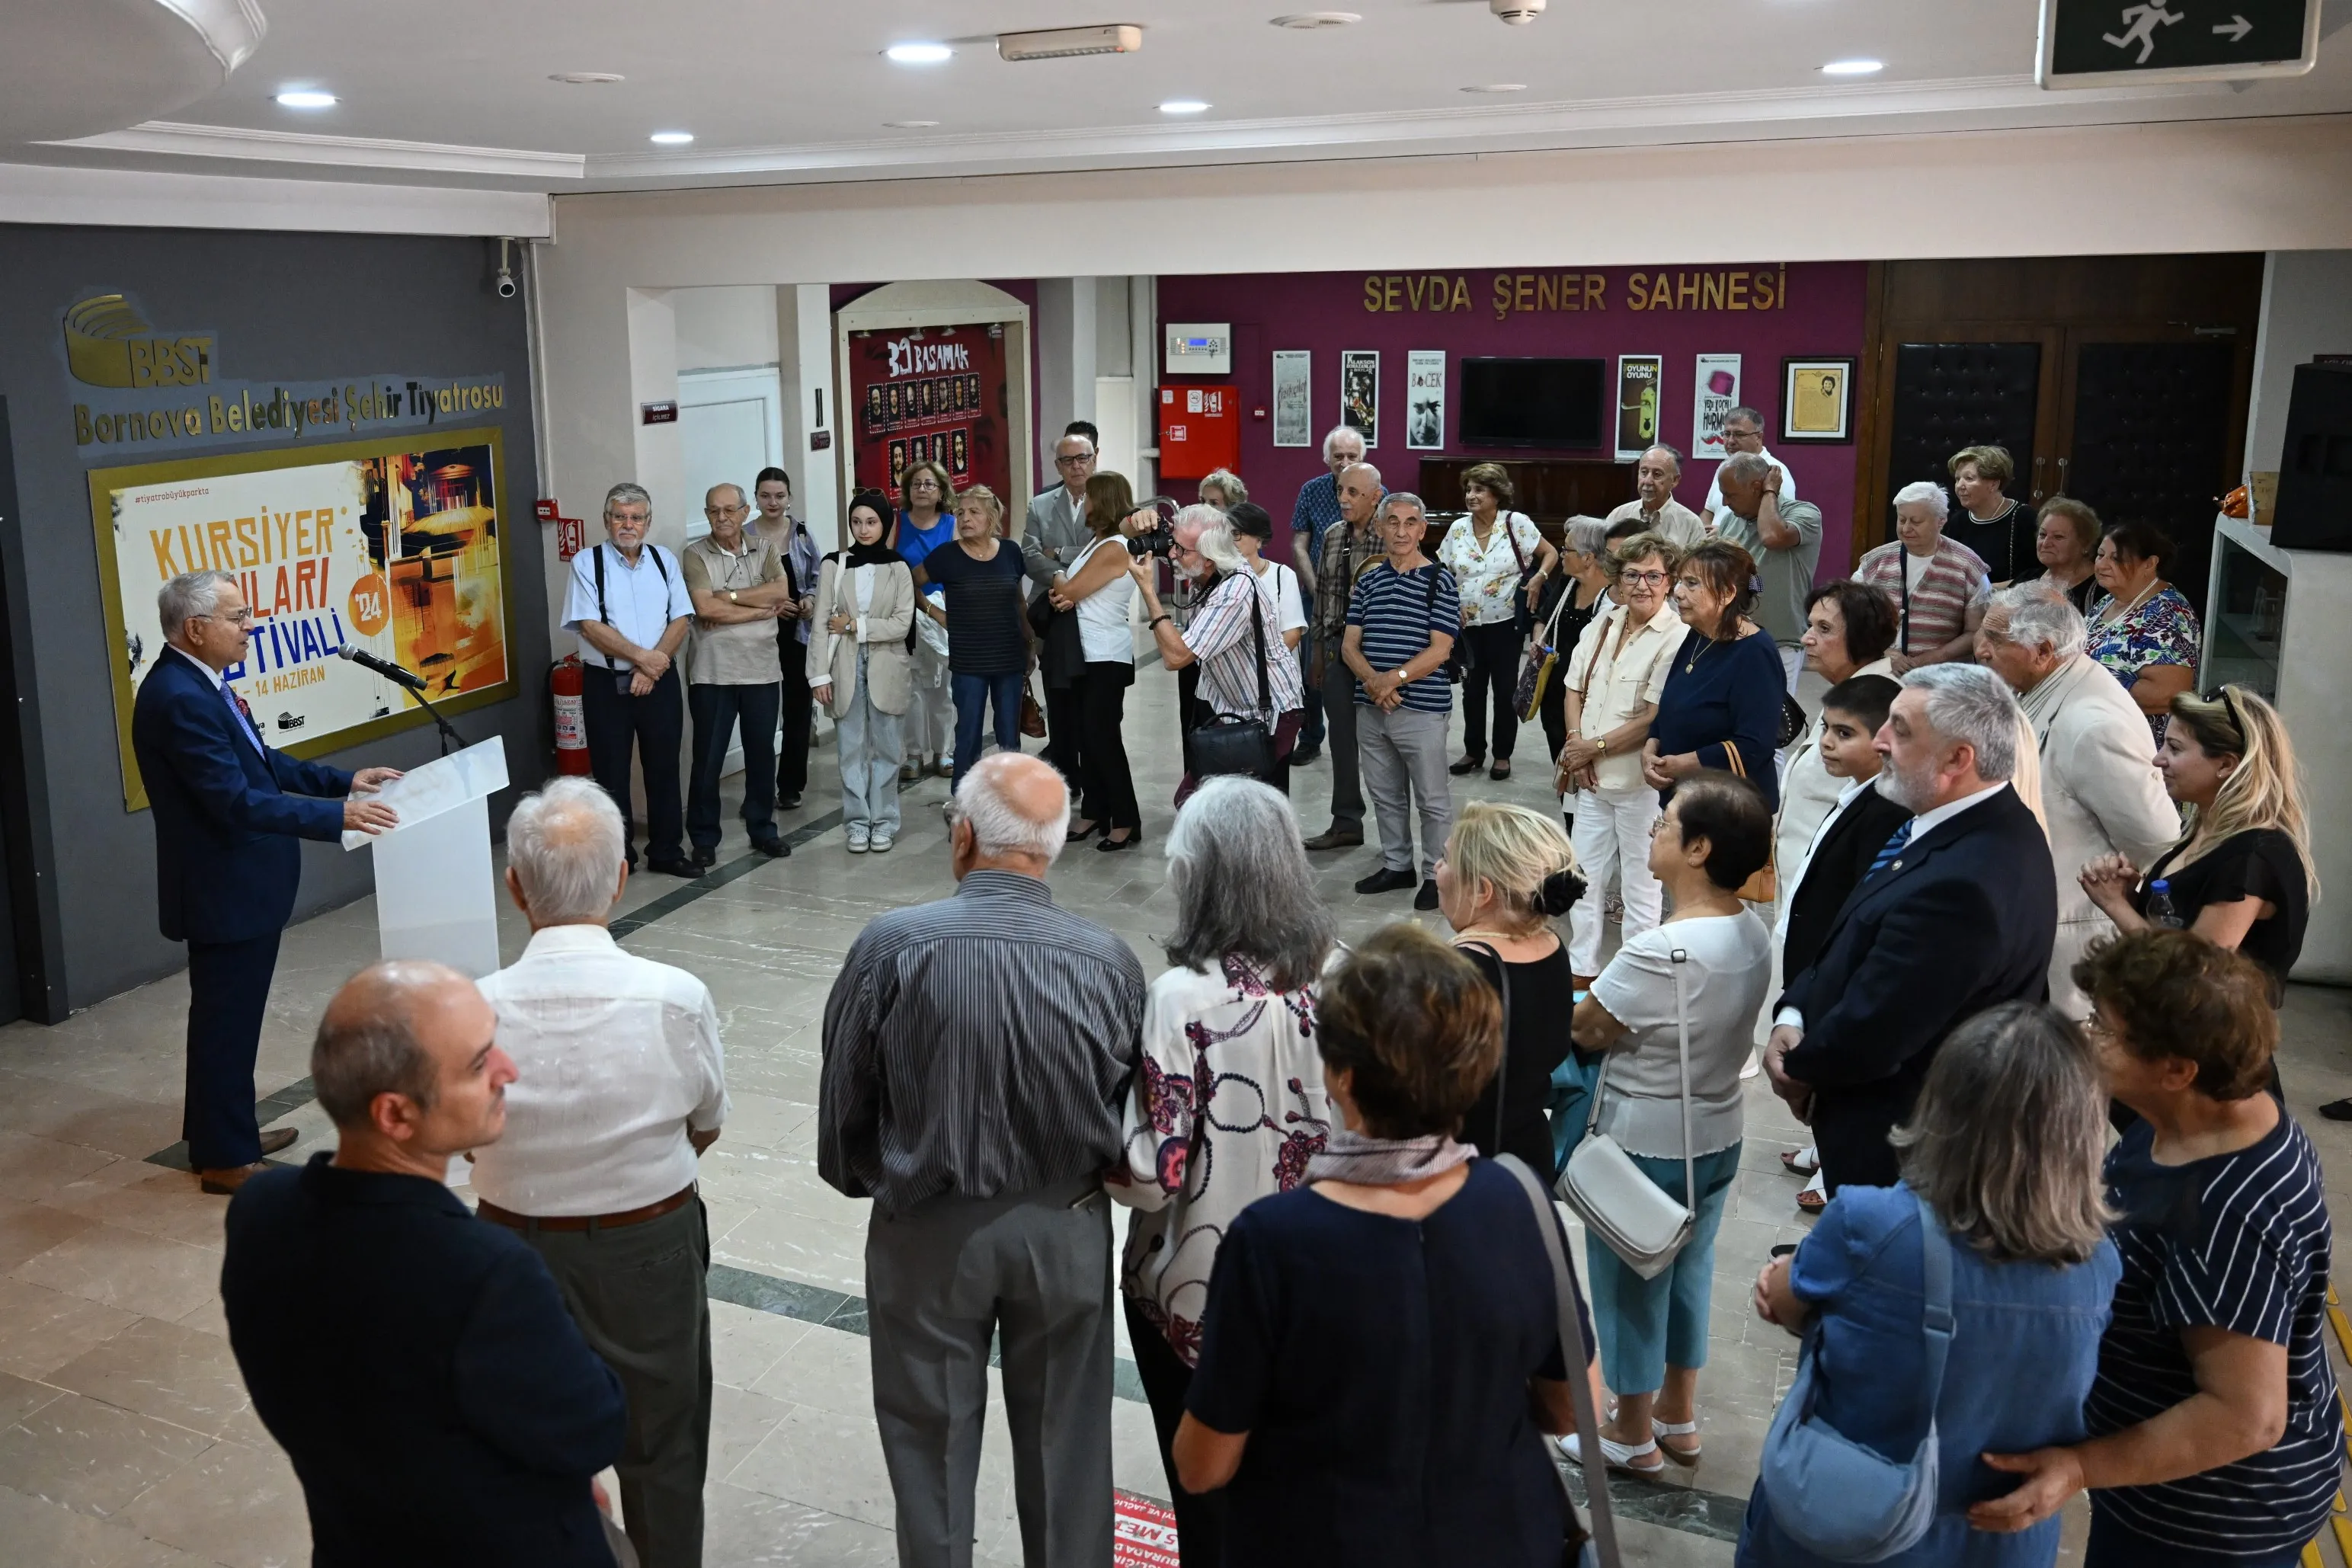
[1271, 11, 1361, 27]
[885, 42, 954, 65]
[1819, 59, 1884, 75]
[274, 90, 338, 109]
[1159, 99, 1211, 114]
[550, 72, 625, 85]
[1461, 83, 1527, 93]
[649, 131, 695, 146]
[884, 120, 940, 129]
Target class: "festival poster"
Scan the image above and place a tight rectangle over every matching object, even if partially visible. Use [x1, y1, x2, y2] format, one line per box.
[846, 322, 1011, 507]
[1272, 350, 1311, 447]
[92, 427, 514, 809]
[1615, 354, 1663, 459]
[1691, 354, 1742, 461]
[1341, 350, 1379, 449]
[1406, 350, 1445, 451]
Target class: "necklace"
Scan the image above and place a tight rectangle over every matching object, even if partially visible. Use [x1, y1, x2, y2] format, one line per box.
[1684, 634, 1720, 674]
[2096, 578, 2160, 626]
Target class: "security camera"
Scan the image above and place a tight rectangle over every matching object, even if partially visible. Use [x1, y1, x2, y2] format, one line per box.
[494, 236, 520, 299]
[1491, 0, 1545, 21]
[495, 267, 518, 299]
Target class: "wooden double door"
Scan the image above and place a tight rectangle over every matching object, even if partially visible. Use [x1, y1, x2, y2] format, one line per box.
[1858, 257, 2262, 611]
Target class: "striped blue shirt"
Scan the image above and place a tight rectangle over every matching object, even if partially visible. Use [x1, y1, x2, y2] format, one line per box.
[2086, 1106, 2340, 1557]
[1346, 560, 1460, 714]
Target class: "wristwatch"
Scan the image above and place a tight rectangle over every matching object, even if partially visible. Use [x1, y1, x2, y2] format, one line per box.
[727, 590, 739, 605]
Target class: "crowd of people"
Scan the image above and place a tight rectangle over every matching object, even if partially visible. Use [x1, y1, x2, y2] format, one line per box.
[203, 426, 2341, 1568]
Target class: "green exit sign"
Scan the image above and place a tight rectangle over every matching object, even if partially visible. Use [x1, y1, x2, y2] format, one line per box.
[2038, 0, 2319, 85]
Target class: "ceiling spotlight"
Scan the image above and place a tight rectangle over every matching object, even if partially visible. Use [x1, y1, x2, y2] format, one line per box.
[1159, 99, 1211, 114]
[648, 131, 695, 146]
[550, 72, 626, 85]
[884, 120, 940, 128]
[1461, 83, 1527, 93]
[274, 90, 338, 109]
[885, 42, 954, 65]
[1820, 58, 1884, 75]
[1270, 11, 1360, 27]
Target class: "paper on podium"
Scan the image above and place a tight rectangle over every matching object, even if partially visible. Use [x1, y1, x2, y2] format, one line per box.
[341, 738, 510, 850]
[346, 738, 510, 978]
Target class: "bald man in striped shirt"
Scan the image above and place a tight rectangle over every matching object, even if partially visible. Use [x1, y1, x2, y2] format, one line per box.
[821, 751, 1145, 1568]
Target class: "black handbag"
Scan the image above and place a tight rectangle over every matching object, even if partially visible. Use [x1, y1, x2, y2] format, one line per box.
[1183, 576, 1280, 780]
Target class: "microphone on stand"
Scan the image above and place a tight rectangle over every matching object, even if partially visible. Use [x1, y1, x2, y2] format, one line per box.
[334, 645, 427, 692]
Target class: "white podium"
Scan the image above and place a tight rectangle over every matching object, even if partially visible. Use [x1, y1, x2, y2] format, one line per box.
[343, 738, 510, 978]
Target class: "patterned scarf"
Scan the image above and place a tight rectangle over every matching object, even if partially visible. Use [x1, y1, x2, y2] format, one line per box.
[1305, 1128, 1475, 1186]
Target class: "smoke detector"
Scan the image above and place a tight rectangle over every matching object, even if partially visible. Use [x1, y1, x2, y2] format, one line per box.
[1270, 11, 1360, 27]
[1490, 0, 1546, 22]
[997, 25, 1144, 62]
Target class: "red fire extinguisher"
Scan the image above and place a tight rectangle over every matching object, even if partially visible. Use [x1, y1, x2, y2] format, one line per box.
[551, 655, 591, 776]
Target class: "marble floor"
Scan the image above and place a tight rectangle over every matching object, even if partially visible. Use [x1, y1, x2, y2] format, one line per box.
[2, 665, 2349, 1567]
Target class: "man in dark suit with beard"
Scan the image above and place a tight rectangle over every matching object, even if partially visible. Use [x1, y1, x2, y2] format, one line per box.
[1765, 664, 2056, 1194]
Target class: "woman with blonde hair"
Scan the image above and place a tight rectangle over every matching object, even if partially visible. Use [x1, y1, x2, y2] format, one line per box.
[1434, 801, 1585, 1174]
[1198, 469, 1249, 510]
[2080, 684, 2313, 1002]
[910, 485, 1032, 788]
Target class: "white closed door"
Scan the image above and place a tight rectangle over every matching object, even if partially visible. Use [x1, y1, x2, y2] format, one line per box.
[679, 366, 784, 536]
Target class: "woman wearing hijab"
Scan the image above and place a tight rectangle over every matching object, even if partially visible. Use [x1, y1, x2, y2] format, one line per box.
[808, 490, 917, 853]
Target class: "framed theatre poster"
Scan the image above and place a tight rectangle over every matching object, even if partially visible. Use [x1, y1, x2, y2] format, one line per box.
[1615, 354, 1663, 460]
[1406, 350, 1445, 450]
[1691, 354, 1742, 461]
[1341, 350, 1379, 448]
[1781, 357, 1856, 443]
[1272, 350, 1312, 447]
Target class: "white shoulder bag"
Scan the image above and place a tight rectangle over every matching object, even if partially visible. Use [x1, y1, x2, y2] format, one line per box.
[1558, 947, 1695, 1280]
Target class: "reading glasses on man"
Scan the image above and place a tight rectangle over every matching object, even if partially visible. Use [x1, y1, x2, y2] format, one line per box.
[703, 504, 747, 518]
[200, 609, 254, 625]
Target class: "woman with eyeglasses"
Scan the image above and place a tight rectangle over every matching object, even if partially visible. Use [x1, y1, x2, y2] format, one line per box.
[1640, 539, 1787, 814]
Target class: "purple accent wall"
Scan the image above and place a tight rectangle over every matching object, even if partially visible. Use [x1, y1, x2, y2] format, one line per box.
[1155, 264, 1870, 572]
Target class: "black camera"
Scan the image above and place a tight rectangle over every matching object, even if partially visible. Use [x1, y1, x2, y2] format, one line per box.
[1124, 495, 1182, 558]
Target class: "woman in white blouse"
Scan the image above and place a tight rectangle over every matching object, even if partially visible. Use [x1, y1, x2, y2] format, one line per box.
[808, 491, 915, 853]
[1439, 462, 1558, 782]
[1109, 776, 1337, 1568]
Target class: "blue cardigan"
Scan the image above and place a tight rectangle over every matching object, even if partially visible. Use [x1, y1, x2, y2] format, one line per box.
[1651, 626, 1784, 811]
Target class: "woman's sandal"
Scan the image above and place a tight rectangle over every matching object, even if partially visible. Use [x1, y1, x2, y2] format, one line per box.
[1653, 1416, 1701, 1465]
[1559, 1432, 1665, 1477]
[1780, 1147, 1819, 1177]
[1797, 1186, 1827, 1214]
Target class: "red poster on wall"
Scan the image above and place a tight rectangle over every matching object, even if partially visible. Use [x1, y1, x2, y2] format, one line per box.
[845, 322, 1011, 509]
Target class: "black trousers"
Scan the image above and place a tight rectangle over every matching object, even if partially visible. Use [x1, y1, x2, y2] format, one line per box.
[776, 632, 814, 801]
[1074, 663, 1140, 831]
[686, 681, 780, 852]
[1458, 620, 1525, 763]
[1538, 654, 1569, 763]
[582, 666, 685, 863]
[1125, 1298, 1227, 1568]
[1043, 684, 1085, 809]
[184, 929, 282, 1170]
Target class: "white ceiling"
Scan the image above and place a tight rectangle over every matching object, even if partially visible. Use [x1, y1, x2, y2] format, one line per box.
[9, 0, 2352, 191]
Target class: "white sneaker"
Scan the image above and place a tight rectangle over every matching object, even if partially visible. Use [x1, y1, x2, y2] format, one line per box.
[869, 833, 894, 853]
[1740, 1047, 1763, 1080]
[846, 826, 870, 853]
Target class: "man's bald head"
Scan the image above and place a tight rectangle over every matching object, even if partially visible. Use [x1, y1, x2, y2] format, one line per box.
[949, 753, 1070, 878]
[313, 961, 500, 1138]
[1336, 462, 1383, 527]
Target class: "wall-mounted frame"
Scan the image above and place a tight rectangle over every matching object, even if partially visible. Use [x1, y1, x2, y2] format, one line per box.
[90, 425, 518, 811]
[1272, 350, 1312, 448]
[1341, 350, 1379, 449]
[1780, 356, 1857, 443]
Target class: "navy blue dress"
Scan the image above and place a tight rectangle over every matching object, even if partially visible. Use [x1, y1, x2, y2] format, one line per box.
[1651, 626, 1787, 811]
[1185, 1159, 1591, 1568]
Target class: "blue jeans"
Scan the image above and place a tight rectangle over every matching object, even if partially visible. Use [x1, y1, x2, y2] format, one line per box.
[1547, 1054, 1602, 1179]
[950, 670, 1025, 788]
[1586, 1141, 1742, 1394]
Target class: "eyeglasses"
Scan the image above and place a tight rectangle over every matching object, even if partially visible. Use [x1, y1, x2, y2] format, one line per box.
[200, 609, 254, 626]
[1621, 569, 1670, 587]
[702, 505, 746, 518]
[1055, 454, 1092, 467]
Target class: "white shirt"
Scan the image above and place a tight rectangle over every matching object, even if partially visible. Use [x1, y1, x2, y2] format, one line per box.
[1777, 776, 1873, 941]
[562, 542, 694, 670]
[471, 923, 729, 1216]
[1256, 559, 1308, 635]
[1589, 911, 1772, 1158]
[1069, 538, 1137, 664]
[1701, 448, 1796, 521]
[1560, 603, 1682, 793]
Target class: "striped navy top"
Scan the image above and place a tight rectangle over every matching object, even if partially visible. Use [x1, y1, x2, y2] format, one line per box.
[2085, 1106, 2341, 1557]
[1345, 560, 1461, 714]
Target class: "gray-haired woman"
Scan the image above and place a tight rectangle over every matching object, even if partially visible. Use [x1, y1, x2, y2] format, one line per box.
[1537, 515, 1614, 765]
[1108, 776, 1338, 1568]
[1740, 1003, 2122, 1567]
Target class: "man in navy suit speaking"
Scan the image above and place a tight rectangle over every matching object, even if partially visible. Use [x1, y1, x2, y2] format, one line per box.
[133, 570, 404, 1195]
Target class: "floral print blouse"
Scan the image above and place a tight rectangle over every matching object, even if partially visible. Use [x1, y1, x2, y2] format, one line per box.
[1106, 954, 1330, 1367]
[1438, 512, 1544, 629]
[2086, 584, 2202, 744]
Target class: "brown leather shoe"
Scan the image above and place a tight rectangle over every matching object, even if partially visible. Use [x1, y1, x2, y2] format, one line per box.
[198, 1163, 270, 1196]
[259, 1127, 299, 1157]
[1303, 824, 1365, 851]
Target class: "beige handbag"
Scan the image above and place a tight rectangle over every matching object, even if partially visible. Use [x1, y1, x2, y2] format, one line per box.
[1558, 946, 1696, 1281]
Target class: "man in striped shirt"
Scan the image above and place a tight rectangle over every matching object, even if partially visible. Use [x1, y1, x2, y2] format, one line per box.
[1853, 480, 1991, 674]
[819, 753, 1145, 1568]
[1343, 491, 1461, 910]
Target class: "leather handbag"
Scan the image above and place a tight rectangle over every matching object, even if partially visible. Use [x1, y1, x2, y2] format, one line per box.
[1557, 946, 1697, 1281]
[1183, 576, 1278, 780]
[1758, 1189, 1954, 1561]
[1516, 578, 1581, 724]
[1496, 1152, 1623, 1568]
[1717, 742, 1778, 903]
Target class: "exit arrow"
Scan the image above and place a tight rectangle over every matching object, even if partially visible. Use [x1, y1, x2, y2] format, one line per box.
[2212, 13, 2254, 40]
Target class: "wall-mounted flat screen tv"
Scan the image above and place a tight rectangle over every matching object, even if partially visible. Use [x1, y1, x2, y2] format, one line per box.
[1458, 357, 1606, 449]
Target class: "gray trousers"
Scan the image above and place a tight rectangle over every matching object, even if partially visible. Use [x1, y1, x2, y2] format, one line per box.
[839, 651, 905, 835]
[1359, 702, 1454, 875]
[866, 1177, 1114, 1568]
[1320, 669, 1365, 829]
[517, 1196, 712, 1568]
